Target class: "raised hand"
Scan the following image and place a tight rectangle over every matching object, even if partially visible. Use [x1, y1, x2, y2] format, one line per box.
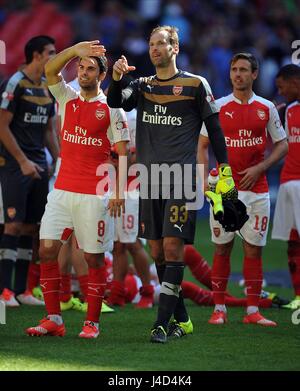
[73, 40, 106, 58]
[112, 55, 136, 81]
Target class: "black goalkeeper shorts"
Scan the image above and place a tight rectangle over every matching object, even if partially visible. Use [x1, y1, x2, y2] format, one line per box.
[0, 163, 49, 224]
[138, 184, 197, 244]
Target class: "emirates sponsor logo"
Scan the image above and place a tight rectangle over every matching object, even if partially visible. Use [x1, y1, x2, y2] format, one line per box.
[173, 85, 183, 96]
[95, 109, 106, 120]
[257, 109, 266, 120]
[63, 126, 103, 147]
[289, 126, 300, 143]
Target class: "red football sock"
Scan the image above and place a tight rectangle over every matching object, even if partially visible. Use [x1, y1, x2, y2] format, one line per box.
[60, 273, 72, 303]
[40, 262, 61, 315]
[181, 280, 214, 305]
[87, 266, 107, 323]
[288, 234, 300, 296]
[184, 245, 212, 289]
[78, 274, 89, 301]
[243, 257, 263, 307]
[211, 254, 230, 305]
[27, 262, 40, 292]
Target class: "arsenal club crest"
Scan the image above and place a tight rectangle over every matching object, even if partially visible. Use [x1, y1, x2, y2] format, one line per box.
[173, 85, 183, 96]
[7, 207, 16, 219]
[95, 109, 105, 120]
[257, 109, 266, 120]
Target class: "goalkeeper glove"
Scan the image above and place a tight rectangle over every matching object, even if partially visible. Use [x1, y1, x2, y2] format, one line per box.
[205, 190, 224, 221]
[216, 164, 238, 202]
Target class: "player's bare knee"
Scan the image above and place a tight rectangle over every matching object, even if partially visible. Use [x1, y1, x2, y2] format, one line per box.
[163, 237, 184, 261]
[215, 242, 233, 257]
[113, 241, 126, 255]
[4, 222, 22, 236]
[84, 252, 104, 268]
[244, 242, 262, 259]
[39, 240, 61, 262]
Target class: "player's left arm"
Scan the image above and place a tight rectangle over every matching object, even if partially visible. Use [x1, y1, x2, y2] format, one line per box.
[239, 104, 288, 190]
[45, 117, 60, 176]
[108, 140, 128, 217]
[107, 107, 130, 217]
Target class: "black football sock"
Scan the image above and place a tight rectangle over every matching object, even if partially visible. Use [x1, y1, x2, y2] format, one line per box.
[0, 234, 18, 292]
[14, 235, 33, 295]
[155, 263, 166, 284]
[154, 262, 185, 330]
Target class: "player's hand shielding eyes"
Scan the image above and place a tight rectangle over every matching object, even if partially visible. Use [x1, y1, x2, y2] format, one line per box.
[73, 41, 106, 58]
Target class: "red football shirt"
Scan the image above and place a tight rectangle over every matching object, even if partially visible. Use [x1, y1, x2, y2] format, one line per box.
[280, 101, 300, 184]
[49, 80, 130, 195]
[201, 93, 286, 193]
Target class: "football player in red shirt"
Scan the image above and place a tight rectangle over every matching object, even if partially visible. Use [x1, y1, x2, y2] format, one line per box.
[26, 41, 130, 338]
[272, 64, 300, 310]
[200, 53, 288, 326]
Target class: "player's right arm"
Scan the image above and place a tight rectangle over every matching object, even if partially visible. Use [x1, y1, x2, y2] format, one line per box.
[107, 55, 138, 111]
[45, 40, 106, 85]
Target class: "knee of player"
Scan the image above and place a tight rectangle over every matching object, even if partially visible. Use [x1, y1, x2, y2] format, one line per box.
[243, 241, 262, 259]
[84, 252, 104, 268]
[163, 239, 184, 261]
[215, 242, 233, 257]
[39, 240, 61, 261]
[4, 222, 22, 237]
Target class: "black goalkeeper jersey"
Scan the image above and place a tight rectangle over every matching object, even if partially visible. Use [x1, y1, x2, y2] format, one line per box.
[108, 70, 218, 174]
[0, 71, 55, 168]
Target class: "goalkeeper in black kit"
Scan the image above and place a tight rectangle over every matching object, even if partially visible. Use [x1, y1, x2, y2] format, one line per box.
[107, 25, 238, 343]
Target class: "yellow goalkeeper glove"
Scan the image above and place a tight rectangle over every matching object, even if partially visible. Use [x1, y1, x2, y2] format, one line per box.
[216, 164, 238, 202]
[205, 190, 224, 221]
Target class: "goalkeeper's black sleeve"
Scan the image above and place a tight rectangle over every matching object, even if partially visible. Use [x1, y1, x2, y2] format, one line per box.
[204, 113, 228, 165]
[107, 79, 138, 112]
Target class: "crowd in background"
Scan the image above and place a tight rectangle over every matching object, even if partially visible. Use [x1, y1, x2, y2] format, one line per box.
[0, 0, 299, 100]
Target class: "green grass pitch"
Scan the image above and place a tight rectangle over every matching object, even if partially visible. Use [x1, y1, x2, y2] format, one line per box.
[0, 219, 299, 371]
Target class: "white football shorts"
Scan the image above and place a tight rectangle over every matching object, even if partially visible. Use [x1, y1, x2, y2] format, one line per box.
[272, 180, 300, 241]
[210, 191, 270, 246]
[114, 189, 139, 243]
[40, 188, 114, 253]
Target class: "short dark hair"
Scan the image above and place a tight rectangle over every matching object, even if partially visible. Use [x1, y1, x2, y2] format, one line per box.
[80, 56, 108, 74]
[25, 35, 55, 64]
[230, 53, 259, 72]
[276, 64, 300, 80]
[91, 56, 108, 74]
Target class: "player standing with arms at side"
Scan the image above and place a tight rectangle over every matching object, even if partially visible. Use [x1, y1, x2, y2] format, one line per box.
[272, 64, 300, 310]
[26, 41, 130, 338]
[200, 53, 288, 326]
[0, 36, 58, 306]
[108, 26, 236, 343]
